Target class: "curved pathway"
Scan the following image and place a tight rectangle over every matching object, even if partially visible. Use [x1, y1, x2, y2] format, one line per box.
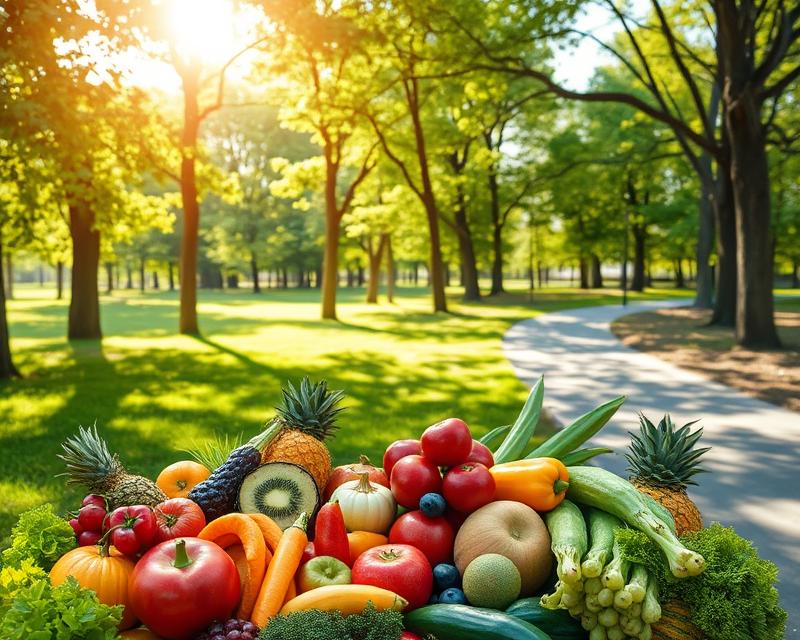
[503, 300, 800, 634]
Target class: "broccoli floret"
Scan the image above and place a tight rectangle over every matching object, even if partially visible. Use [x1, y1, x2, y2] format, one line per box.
[258, 605, 403, 640]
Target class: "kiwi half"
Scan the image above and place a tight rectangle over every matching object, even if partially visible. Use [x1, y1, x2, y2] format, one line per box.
[238, 462, 320, 530]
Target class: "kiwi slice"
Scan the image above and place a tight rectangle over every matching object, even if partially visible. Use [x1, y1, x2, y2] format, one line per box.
[238, 462, 320, 530]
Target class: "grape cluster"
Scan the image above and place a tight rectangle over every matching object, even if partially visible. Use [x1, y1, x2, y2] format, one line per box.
[194, 619, 260, 640]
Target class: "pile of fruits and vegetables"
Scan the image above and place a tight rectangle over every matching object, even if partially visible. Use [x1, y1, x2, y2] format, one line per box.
[0, 376, 787, 639]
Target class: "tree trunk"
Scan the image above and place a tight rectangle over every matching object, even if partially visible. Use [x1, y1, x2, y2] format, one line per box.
[139, 259, 145, 292]
[346, 268, 354, 288]
[725, 97, 779, 347]
[694, 165, 715, 308]
[366, 235, 387, 304]
[281, 268, 288, 289]
[591, 254, 603, 288]
[579, 257, 589, 289]
[0, 228, 19, 378]
[710, 165, 737, 326]
[152, 271, 160, 289]
[227, 274, 238, 289]
[315, 266, 322, 289]
[454, 187, 481, 301]
[56, 261, 64, 300]
[250, 252, 260, 293]
[178, 64, 201, 335]
[68, 201, 101, 340]
[631, 223, 646, 292]
[792, 259, 799, 288]
[126, 264, 133, 289]
[386, 234, 395, 303]
[413, 263, 419, 285]
[675, 259, 686, 288]
[105, 262, 113, 293]
[488, 169, 504, 295]
[168, 262, 175, 291]
[4, 253, 12, 300]
[321, 155, 341, 319]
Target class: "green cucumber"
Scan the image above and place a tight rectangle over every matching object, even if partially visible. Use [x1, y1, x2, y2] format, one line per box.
[543, 499, 588, 586]
[506, 598, 587, 639]
[479, 424, 512, 448]
[527, 396, 625, 459]
[494, 376, 544, 464]
[404, 604, 553, 640]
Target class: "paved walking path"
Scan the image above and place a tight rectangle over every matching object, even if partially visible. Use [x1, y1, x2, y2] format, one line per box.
[503, 300, 800, 635]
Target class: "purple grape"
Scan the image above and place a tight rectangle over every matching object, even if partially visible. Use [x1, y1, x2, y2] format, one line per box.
[242, 623, 257, 634]
[226, 632, 242, 640]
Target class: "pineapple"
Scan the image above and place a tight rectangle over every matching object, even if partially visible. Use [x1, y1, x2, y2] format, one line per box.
[626, 413, 710, 535]
[652, 600, 705, 639]
[260, 378, 345, 491]
[59, 424, 167, 508]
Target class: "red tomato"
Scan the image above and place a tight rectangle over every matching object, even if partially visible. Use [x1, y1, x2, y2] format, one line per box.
[420, 419, 472, 466]
[112, 527, 141, 556]
[466, 440, 495, 468]
[78, 504, 107, 532]
[351, 543, 432, 610]
[154, 498, 206, 543]
[389, 511, 454, 567]
[383, 439, 422, 478]
[129, 537, 240, 639]
[107, 505, 157, 554]
[82, 494, 107, 509]
[390, 455, 442, 509]
[442, 463, 496, 513]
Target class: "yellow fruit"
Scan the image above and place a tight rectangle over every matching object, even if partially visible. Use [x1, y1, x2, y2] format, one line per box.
[261, 429, 332, 491]
[630, 480, 703, 535]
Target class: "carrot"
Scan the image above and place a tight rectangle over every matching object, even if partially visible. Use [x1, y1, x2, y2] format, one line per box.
[199, 513, 268, 619]
[250, 512, 308, 627]
[247, 513, 283, 554]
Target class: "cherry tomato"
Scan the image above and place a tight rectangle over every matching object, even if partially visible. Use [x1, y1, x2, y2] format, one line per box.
[82, 494, 107, 509]
[383, 439, 422, 477]
[389, 510, 454, 567]
[465, 440, 495, 468]
[78, 530, 102, 546]
[107, 505, 157, 554]
[112, 527, 141, 555]
[77, 504, 106, 532]
[154, 498, 206, 543]
[68, 517, 83, 536]
[421, 419, 472, 466]
[443, 462, 496, 513]
[351, 543, 432, 610]
[390, 455, 442, 509]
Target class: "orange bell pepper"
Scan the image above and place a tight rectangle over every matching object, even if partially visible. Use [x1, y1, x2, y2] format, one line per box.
[489, 457, 570, 512]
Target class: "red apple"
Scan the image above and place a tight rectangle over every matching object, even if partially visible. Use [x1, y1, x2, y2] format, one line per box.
[324, 455, 390, 502]
[466, 440, 495, 468]
[352, 543, 432, 610]
[389, 510, 454, 567]
[383, 439, 422, 478]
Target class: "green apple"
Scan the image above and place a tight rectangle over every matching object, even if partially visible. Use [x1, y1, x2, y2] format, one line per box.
[298, 555, 352, 593]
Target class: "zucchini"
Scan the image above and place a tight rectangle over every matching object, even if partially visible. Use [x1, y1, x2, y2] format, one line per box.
[543, 499, 588, 586]
[565, 466, 704, 578]
[506, 598, 587, 639]
[527, 396, 625, 459]
[581, 508, 621, 578]
[404, 604, 553, 640]
[494, 376, 544, 464]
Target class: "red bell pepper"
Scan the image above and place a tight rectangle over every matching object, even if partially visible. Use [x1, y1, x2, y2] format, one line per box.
[314, 501, 351, 565]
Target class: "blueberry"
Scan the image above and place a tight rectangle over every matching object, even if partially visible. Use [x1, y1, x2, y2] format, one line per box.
[428, 592, 439, 604]
[419, 492, 447, 517]
[433, 563, 461, 591]
[439, 587, 468, 605]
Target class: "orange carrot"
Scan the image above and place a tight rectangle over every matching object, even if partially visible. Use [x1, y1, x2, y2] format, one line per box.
[250, 513, 308, 627]
[247, 513, 283, 554]
[199, 513, 268, 619]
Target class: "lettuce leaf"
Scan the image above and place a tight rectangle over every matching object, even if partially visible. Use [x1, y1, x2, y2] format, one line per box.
[1, 504, 77, 571]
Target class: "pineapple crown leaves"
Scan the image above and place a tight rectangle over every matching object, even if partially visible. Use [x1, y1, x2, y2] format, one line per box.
[272, 377, 346, 441]
[57, 423, 123, 484]
[626, 413, 711, 489]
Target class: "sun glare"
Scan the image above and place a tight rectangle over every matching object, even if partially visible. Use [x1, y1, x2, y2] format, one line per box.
[167, 0, 237, 66]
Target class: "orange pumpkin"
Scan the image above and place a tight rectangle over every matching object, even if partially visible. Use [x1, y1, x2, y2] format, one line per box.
[156, 460, 210, 499]
[120, 628, 163, 639]
[50, 544, 137, 630]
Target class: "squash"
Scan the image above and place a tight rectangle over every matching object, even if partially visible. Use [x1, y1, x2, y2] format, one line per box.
[331, 473, 396, 534]
[156, 460, 210, 499]
[50, 544, 137, 630]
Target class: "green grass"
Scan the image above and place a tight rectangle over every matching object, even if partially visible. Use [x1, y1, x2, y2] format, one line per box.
[0, 281, 689, 535]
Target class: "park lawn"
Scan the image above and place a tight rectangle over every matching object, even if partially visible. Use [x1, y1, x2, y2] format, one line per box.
[0, 282, 689, 535]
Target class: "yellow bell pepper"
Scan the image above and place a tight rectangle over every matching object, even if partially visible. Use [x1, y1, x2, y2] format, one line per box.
[489, 457, 570, 512]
